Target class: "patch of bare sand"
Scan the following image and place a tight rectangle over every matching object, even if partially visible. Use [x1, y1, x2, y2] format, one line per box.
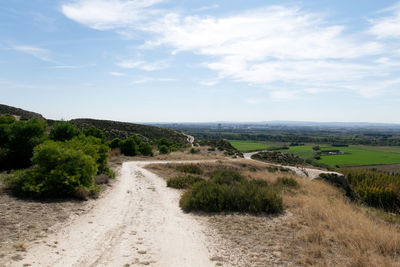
[0, 183, 95, 265]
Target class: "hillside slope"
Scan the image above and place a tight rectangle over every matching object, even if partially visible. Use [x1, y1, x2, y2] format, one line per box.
[70, 118, 188, 143]
[0, 104, 44, 120]
[0, 104, 188, 144]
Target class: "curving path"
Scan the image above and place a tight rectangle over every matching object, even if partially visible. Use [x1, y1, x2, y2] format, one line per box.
[10, 161, 213, 267]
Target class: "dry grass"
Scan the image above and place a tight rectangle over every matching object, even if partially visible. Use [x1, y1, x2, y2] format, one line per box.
[287, 178, 400, 266]
[147, 159, 400, 266]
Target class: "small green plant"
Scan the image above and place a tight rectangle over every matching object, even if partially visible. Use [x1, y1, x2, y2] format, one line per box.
[210, 170, 244, 185]
[189, 148, 200, 154]
[159, 145, 169, 154]
[167, 175, 203, 189]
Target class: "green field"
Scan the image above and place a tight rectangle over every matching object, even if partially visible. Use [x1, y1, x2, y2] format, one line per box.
[285, 145, 400, 167]
[229, 140, 400, 167]
[229, 140, 271, 152]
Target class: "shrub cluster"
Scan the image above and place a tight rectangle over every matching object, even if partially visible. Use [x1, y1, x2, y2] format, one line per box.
[6, 140, 98, 198]
[111, 135, 153, 156]
[167, 175, 203, 189]
[156, 138, 183, 154]
[342, 169, 400, 211]
[179, 170, 283, 214]
[0, 117, 47, 170]
[1, 117, 113, 199]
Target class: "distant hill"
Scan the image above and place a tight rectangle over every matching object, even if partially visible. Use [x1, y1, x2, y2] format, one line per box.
[0, 104, 188, 144]
[70, 118, 188, 143]
[0, 104, 45, 120]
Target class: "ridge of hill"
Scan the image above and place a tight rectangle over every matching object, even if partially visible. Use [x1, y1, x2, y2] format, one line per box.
[0, 104, 188, 144]
[70, 118, 188, 143]
[0, 104, 45, 120]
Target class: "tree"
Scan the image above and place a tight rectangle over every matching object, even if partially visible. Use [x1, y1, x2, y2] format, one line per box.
[7, 141, 97, 198]
[139, 142, 153, 156]
[0, 118, 47, 170]
[83, 126, 105, 140]
[49, 121, 80, 142]
[120, 137, 139, 156]
[159, 145, 169, 154]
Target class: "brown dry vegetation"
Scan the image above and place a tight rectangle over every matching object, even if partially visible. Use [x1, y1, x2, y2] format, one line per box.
[146, 159, 400, 266]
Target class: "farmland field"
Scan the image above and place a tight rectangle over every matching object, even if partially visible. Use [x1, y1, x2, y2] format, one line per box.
[229, 140, 400, 167]
[229, 140, 271, 152]
[284, 145, 400, 167]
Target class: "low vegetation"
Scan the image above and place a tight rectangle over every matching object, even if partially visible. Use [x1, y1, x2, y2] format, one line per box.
[199, 139, 243, 157]
[341, 169, 400, 212]
[1, 116, 114, 199]
[251, 151, 305, 166]
[167, 175, 203, 189]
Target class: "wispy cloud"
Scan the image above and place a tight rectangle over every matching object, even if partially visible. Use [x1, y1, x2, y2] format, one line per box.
[61, 1, 399, 98]
[192, 5, 219, 12]
[116, 59, 168, 71]
[109, 71, 126, 76]
[61, 0, 165, 30]
[132, 76, 175, 84]
[12, 45, 52, 62]
[369, 3, 400, 39]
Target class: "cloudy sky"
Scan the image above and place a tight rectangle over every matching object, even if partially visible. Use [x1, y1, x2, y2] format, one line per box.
[1, 0, 400, 123]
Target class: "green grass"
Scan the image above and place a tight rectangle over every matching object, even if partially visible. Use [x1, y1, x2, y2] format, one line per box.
[319, 146, 400, 167]
[279, 145, 400, 167]
[229, 140, 271, 152]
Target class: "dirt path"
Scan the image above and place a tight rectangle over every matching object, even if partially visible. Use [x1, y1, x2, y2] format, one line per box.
[243, 152, 341, 179]
[10, 161, 213, 267]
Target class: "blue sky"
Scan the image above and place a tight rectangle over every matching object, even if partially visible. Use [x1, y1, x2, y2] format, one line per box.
[1, 0, 400, 123]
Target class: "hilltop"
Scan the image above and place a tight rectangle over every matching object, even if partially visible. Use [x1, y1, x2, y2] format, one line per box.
[0, 104, 188, 144]
[0, 104, 45, 120]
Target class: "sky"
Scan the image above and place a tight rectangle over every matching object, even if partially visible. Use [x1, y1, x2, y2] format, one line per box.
[1, 0, 400, 123]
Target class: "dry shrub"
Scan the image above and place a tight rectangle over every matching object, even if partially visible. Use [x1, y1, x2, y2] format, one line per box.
[108, 147, 121, 158]
[94, 174, 109, 185]
[74, 187, 89, 200]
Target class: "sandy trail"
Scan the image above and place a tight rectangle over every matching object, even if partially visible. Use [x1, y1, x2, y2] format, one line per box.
[243, 152, 342, 179]
[11, 161, 213, 267]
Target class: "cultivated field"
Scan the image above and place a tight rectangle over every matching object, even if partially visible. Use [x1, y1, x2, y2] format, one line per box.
[229, 140, 272, 152]
[230, 140, 400, 167]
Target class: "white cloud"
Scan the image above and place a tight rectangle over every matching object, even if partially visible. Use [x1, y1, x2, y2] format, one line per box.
[13, 45, 52, 61]
[62, 2, 397, 98]
[61, 0, 164, 30]
[116, 59, 167, 71]
[369, 3, 400, 39]
[110, 71, 126, 76]
[132, 76, 175, 84]
[192, 5, 219, 12]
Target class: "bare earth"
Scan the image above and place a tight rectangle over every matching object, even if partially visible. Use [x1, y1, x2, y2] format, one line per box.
[4, 161, 217, 267]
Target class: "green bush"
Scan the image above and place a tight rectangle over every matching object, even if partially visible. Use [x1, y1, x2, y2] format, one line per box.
[83, 126, 105, 140]
[139, 142, 153, 156]
[0, 118, 47, 170]
[64, 136, 110, 174]
[190, 148, 200, 154]
[49, 121, 80, 141]
[179, 170, 283, 214]
[110, 138, 121, 149]
[167, 175, 203, 189]
[5, 141, 97, 198]
[210, 170, 244, 185]
[159, 145, 169, 154]
[120, 137, 139, 156]
[176, 164, 203, 175]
